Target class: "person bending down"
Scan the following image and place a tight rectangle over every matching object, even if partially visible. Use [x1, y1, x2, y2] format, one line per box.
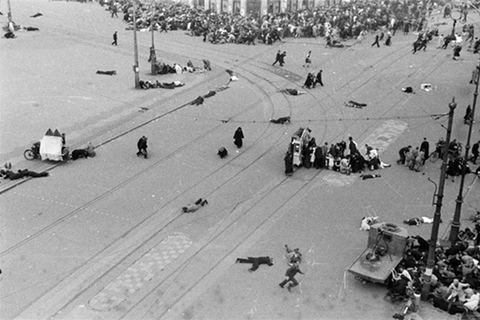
[182, 198, 208, 213]
[236, 256, 274, 272]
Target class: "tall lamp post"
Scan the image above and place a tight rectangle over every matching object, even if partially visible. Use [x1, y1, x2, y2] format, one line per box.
[133, 0, 140, 89]
[450, 61, 479, 242]
[421, 98, 457, 300]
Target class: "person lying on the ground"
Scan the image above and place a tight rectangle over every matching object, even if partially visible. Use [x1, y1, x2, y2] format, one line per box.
[23, 27, 39, 31]
[236, 256, 274, 272]
[4, 31, 15, 39]
[190, 96, 204, 105]
[270, 116, 291, 124]
[326, 36, 344, 48]
[280, 88, 306, 96]
[71, 143, 96, 160]
[139, 80, 185, 90]
[402, 86, 416, 93]
[360, 174, 381, 180]
[344, 100, 367, 108]
[0, 169, 48, 180]
[182, 198, 208, 213]
[30, 13, 43, 18]
[96, 70, 116, 76]
[403, 217, 434, 226]
[158, 81, 185, 89]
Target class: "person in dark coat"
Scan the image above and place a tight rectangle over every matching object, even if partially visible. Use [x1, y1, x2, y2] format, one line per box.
[236, 256, 274, 272]
[453, 44, 462, 60]
[397, 145, 411, 165]
[112, 31, 117, 45]
[420, 138, 430, 164]
[313, 146, 324, 169]
[233, 127, 244, 148]
[279, 51, 286, 66]
[464, 105, 473, 124]
[137, 136, 148, 158]
[285, 150, 294, 175]
[279, 263, 304, 292]
[315, 70, 324, 87]
[302, 73, 315, 89]
[371, 34, 380, 47]
[471, 140, 479, 164]
[272, 50, 281, 66]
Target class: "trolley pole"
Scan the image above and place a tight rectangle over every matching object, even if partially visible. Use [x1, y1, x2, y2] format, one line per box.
[421, 98, 457, 300]
[133, 1, 140, 89]
[450, 61, 479, 242]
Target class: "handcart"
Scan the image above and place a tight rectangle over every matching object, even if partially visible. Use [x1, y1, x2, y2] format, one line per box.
[348, 223, 408, 284]
[24, 129, 69, 162]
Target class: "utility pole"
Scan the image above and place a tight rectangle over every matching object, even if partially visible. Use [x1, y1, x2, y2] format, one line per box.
[150, 3, 157, 75]
[421, 98, 457, 300]
[450, 61, 479, 242]
[7, 0, 12, 23]
[132, 0, 140, 89]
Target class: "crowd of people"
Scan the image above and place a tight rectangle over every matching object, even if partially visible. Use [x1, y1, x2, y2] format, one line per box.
[284, 133, 391, 176]
[386, 216, 480, 316]
[101, 0, 441, 46]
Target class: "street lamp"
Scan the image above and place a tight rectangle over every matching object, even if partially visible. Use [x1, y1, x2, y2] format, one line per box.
[132, 0, 140, 89]
[449, 61, 479, 242]
[421, 98, 457, 300]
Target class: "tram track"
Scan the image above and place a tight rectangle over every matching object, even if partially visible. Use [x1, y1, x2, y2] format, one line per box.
[51, 35, 452, 320]
[6, 11, 471, 318]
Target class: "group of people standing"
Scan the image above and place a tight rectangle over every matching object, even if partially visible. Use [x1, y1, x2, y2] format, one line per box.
[397, 137, 480, 180]
[285, 135, 390, 176]
[397, 138, 430, 172]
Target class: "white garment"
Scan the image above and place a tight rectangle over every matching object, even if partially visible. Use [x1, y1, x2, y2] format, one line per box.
[464, 293, 480, 311]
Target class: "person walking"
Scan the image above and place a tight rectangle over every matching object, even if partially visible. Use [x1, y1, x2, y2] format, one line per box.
[315, 70, 324, 87]
[136, 136, 148, 158]
[303, 51, 312, 67]
[372, 34, 380, 47]
[233, 127, 244, 149]
[453, 44, 462, 60]
[110, 4, 118, 18]
[384, 31, 392, 46]
[272, 50, 281, 66]
[420, 138, 430, 164]
[112, 31, 118, 46]
[279, 263, 304, 292]
[302, 73, 315, 89]
[464, 105, 473, 124]
[279, 51, 287, 67]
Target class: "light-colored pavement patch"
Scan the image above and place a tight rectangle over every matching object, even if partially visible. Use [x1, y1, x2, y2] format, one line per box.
[360, 120, 409, 154]
[88, 233, 192, 311]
